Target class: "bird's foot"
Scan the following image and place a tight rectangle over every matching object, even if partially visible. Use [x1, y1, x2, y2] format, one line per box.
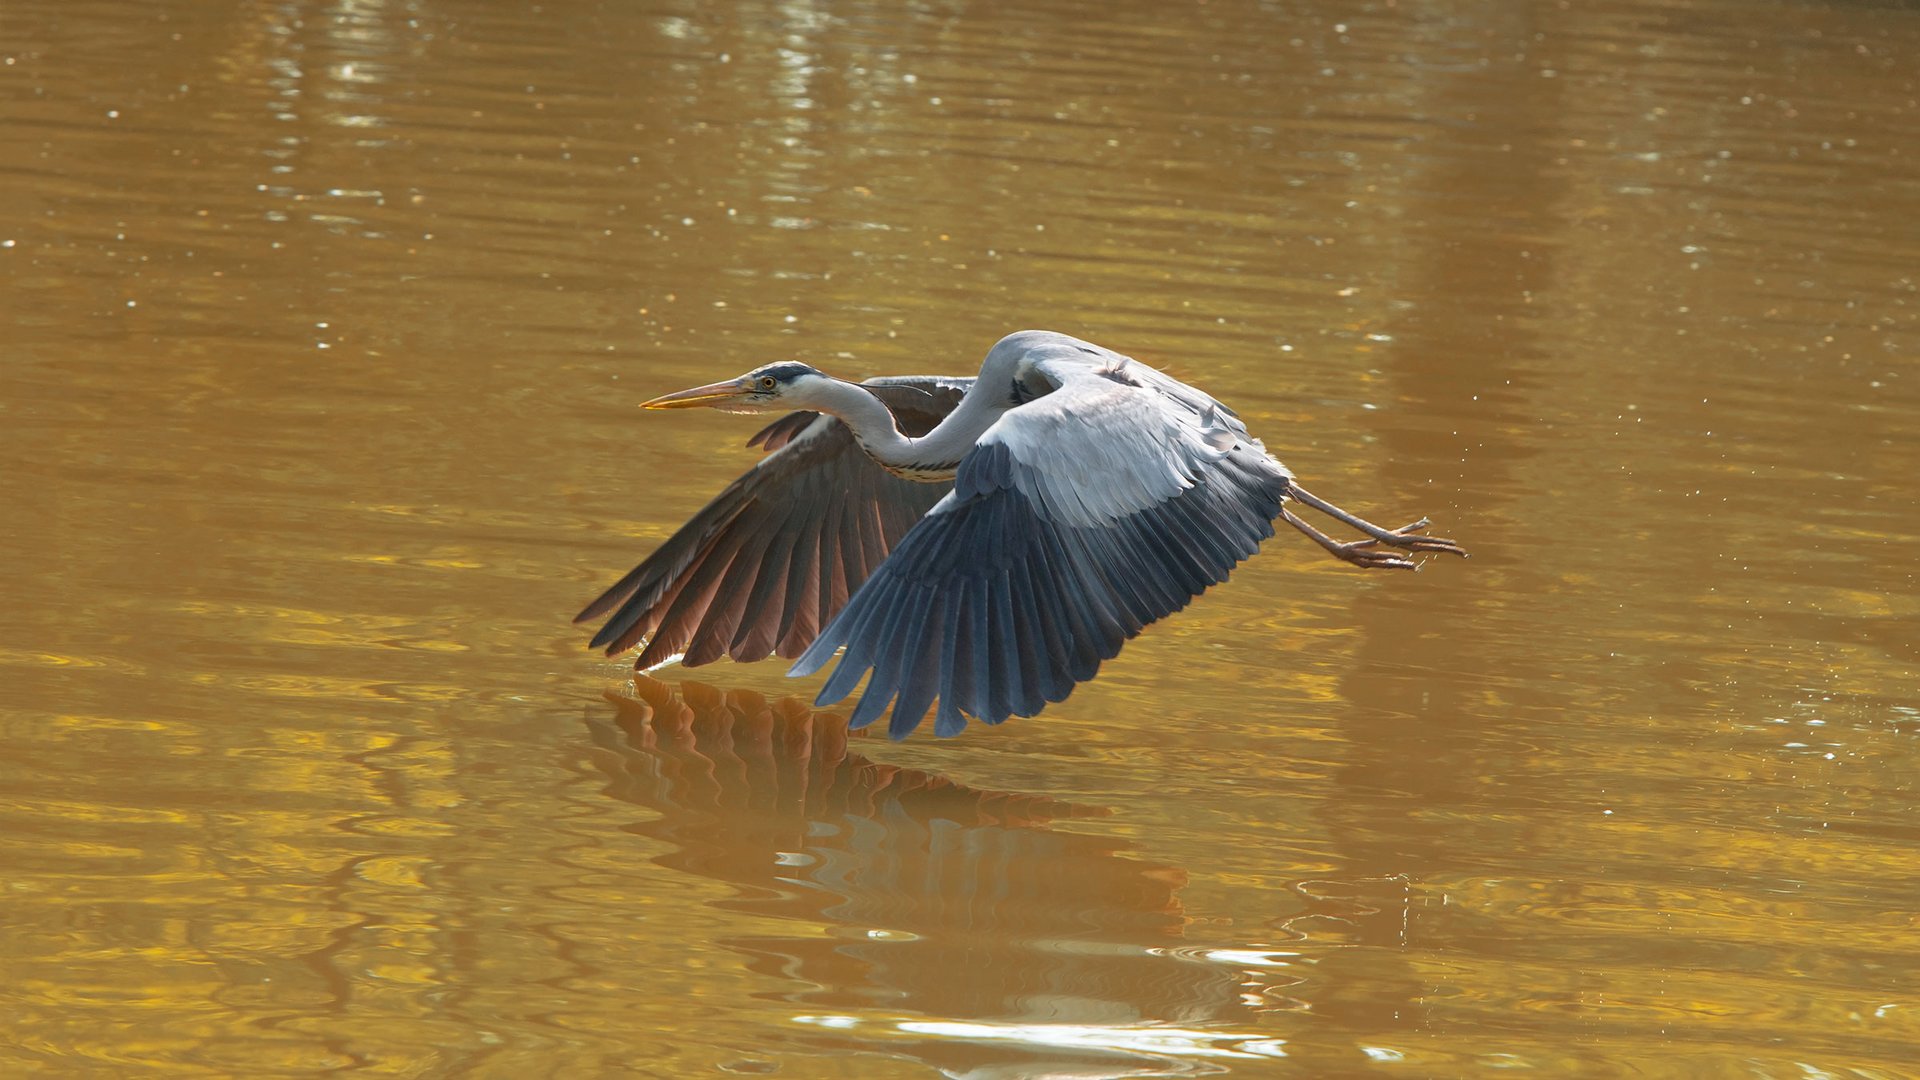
[1283, 493, 1469, 572]
[1343, 518, 1468, 558]
[1328, 541, 1421, 571]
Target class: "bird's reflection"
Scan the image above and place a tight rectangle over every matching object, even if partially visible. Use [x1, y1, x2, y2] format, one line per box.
[591, 676, 1102, 832]
[586, 678, 1275, 1075]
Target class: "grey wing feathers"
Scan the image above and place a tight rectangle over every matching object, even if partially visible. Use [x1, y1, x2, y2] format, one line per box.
[577, 378, 969, 670]
[791, 364, 1293, 738]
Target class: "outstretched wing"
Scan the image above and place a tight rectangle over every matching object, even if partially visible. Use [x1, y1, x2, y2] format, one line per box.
[791, 355, 1293, 738]
[577, 377, 970, 670]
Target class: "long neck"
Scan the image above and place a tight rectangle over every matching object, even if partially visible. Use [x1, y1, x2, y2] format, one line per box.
[812, 379, 999, 480]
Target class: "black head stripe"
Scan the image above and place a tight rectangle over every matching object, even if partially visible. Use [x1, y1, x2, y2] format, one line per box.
[757, 362, 817, 384]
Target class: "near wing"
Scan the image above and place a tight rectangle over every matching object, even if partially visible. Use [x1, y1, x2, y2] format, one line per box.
[577, 377, 970, 670]
[791, 358, 1293, 738]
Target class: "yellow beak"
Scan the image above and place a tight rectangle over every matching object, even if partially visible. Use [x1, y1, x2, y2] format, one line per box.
[640, 378, 750, 409]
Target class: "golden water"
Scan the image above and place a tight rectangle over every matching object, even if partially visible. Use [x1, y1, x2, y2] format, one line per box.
[3, 0, 1917, 1075]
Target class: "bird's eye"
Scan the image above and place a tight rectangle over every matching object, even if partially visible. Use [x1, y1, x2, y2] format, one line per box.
[758, 376, 777, 391]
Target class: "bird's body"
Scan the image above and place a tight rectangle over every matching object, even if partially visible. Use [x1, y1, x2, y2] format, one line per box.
[578, 331, 1463, 739]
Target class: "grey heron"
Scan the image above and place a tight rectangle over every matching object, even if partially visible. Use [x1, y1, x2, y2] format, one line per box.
[577, 330, 1464, 739]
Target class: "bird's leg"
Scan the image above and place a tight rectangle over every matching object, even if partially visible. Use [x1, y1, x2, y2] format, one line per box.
[1282, 507, 1420, 570]
[1285, 484, 1468, 567]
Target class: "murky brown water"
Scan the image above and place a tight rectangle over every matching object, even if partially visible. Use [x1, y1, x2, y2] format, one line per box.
[5, 0, 1918, 1075]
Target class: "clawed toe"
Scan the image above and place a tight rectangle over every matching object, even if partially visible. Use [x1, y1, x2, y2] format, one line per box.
[1349, 529, 1467, 557]
[1344, 519, 1467, 557]
[1283, 487, 1470, 571]
[1334, 542, 1419, 571]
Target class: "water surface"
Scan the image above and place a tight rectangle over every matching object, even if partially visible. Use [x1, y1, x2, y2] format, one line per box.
[3, 0, 1918, 1075]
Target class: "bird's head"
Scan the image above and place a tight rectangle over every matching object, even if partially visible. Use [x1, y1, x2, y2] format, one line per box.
[640, 362, 832, 414]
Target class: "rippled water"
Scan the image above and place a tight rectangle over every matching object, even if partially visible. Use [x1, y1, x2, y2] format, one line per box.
[3, 0, 1917, 1075]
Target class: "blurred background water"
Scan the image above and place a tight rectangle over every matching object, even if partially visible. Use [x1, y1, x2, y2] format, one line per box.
[2, 0, 1917, 1075]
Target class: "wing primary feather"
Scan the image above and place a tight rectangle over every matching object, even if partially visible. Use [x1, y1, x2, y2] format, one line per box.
[1190, 489, 1264, 562]
[996, 562, 1035, 719]
[727, 501, 805, 659]
[773, 501, 824, 656]
[843, 584, 901, 681]
[934, 700, 969, 737]
[852, 499, 888, 582]
[1161, 492, 1239, 578]
[1004, 558, 1050, 716]
[577, 550, 674, 630]
[888, 594, 947, 739]
[812, 638, 867, 704]
[578, 487, 755, 631]
[1209, 463, 1283, 536]
[833, 499, 870, 614]
[633, 545, 738, 668]
[1016, 551, 1075, 702]
[823, 562, 920, 708]
[986, 571, 1023, 724]
[934, 595, 970, 736]
[1122, 505, 1198, 600]
[818, 495, 854, 616]
[1152, 501, 1219, 592]
[1100, 520, 1170, 619]
[801, 584, 880, 691]
[625, 531, 756, 659]
[1035, 527, 1113, 681]
[684, 525, 780, 665]
[1068, 527, 1151, 634]
[847, 585, 925, 729]
[1054, 526, 1129, 636]
[787, 607, 843, 679]
[1030, 528, 1103, 685]
[1124, 512, 1203, 606]
[967, 574, 994, 725]
[586, 545, 694, 652]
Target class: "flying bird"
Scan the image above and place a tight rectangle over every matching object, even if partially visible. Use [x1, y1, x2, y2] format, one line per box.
[577, 330, 1463, 739]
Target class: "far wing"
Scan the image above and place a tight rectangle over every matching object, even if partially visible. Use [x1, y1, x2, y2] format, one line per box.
[790, 363, 1292, 738]
[578, 378, 969, 670]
